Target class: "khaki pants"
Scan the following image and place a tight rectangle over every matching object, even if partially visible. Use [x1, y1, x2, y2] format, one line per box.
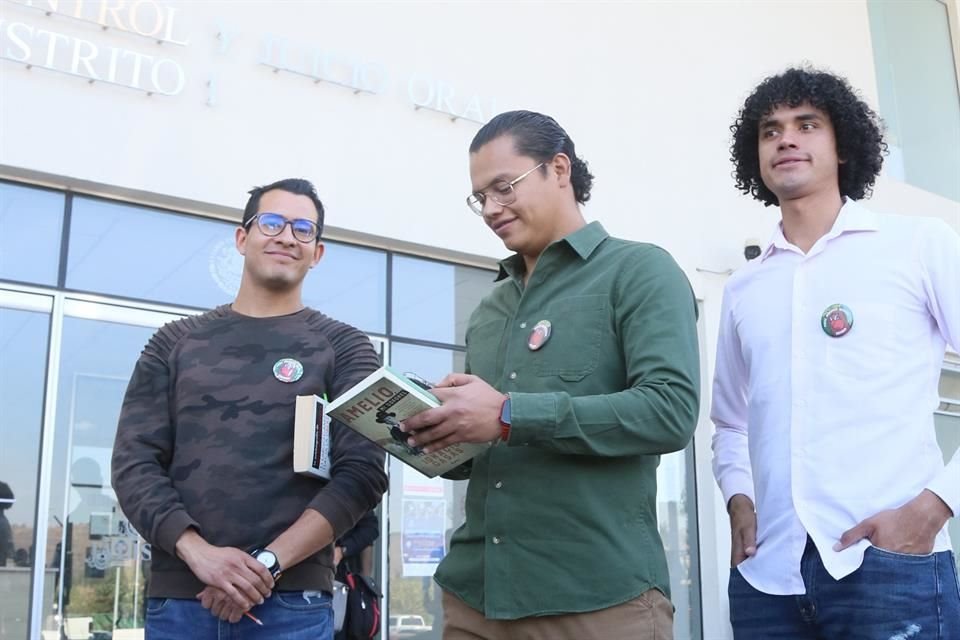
[441, 588, 673, 640]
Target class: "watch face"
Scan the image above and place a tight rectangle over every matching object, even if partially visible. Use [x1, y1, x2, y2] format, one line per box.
[255, 550, 277, 568]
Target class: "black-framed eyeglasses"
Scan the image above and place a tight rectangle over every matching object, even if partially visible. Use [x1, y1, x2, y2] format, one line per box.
[466, 162, 545, 215]
[244, 213, 320, 243]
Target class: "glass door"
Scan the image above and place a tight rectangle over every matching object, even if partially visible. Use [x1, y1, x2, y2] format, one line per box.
[384, 342, 466, 640]
[0, 289, 53, 640]
[38, 300, 183, 640]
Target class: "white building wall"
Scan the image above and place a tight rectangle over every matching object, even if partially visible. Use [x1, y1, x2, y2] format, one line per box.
[2, 2, 958, 638]
[3, 1, 955, 263]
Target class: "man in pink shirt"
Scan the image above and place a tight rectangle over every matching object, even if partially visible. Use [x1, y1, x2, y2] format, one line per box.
[712, 67, 959, 639]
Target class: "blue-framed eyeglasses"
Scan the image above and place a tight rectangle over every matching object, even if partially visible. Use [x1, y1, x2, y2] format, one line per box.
[244, 213, 320, 243]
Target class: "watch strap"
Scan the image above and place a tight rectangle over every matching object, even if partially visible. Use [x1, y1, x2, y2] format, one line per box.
[499, 395, 511, 443]
[250, 547, 283, 581]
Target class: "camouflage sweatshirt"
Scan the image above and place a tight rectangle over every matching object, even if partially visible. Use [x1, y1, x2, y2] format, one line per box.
[111, 305, 387, 598]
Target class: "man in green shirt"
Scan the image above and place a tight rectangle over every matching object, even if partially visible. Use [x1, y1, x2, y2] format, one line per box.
[402, 110, 700, 639]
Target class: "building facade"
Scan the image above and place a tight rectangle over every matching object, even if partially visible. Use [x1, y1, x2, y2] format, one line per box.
[0, 1, 958, 639]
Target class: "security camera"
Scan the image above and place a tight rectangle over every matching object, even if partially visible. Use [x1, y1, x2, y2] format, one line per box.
[744, 239, 762, 261]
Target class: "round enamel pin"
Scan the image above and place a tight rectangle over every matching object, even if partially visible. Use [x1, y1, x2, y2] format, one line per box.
[820, 304, 853, 338]
[528, 320, 552, 351]
[273, 358, 304, 383]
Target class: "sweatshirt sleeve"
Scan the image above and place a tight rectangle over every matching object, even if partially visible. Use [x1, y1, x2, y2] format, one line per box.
[308, 324, 388, 539]
[111, 320, 201, 556]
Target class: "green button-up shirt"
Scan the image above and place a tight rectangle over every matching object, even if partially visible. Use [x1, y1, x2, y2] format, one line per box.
[434, 222, 700, 619]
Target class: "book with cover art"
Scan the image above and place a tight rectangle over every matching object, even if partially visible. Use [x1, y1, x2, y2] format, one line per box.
[322, 366, 490, 478]
[293, 395, 332, 479]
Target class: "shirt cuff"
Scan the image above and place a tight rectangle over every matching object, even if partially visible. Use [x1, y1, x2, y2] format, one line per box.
[504, 392, 558, 446]
[719, 470, 756, 510]
[308, 494, 354, 541]
[926, 461, 960, 518]
[154, 509, 201, 557]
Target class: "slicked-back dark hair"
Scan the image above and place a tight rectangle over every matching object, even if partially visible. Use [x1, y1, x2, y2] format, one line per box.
[470, 110, 595, 204]
[242, 178, 325, 239]
[730, 67, 887, 207]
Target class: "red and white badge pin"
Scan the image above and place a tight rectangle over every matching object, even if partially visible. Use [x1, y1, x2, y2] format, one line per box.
[528, 320, 552, 351]
[273, 358, 304, 383]
[821, 304, 854, 338]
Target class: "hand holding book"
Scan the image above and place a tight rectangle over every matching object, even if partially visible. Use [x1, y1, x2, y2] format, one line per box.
[400, 373, 506, 453]
[313, 367, 492, 478]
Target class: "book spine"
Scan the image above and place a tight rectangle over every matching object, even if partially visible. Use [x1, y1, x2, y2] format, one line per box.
[316, 413, 331, 472]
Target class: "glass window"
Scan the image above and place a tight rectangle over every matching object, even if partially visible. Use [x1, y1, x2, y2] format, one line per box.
[305, 241, 387, 334]
[0, 182, 64, 286]
[869, 0, 960, 201]
[936, 365, 960, 572]
[659, 302, 706, 640]
[390, 342, 465, 385]
[658, 445, 701, 639]
[392, 256, 496, 346]
[66, 197, 238, 308]
[43, 311, 168, 639]
[385, 343, 467, 639]
[0, 298, 51, 639]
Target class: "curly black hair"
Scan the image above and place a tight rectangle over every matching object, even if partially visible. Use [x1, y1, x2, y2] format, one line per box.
[730, 67, 887, 207]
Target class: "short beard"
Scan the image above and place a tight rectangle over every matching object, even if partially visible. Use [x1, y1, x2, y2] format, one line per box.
[249, 267, 303, 293]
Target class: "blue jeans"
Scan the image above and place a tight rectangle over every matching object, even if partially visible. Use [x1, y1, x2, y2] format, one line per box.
[146, 590, 333, 640]
[729, 538, 960, 639]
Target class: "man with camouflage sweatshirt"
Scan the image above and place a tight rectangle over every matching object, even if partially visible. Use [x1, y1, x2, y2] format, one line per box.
[112, 178, 387, 639]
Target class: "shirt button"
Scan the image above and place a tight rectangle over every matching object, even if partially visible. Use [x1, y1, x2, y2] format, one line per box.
[494, 481, 503, 489]
[519, 322, 527, 329]
[509, 372, 517, 380]
[492, 536, 501, 544]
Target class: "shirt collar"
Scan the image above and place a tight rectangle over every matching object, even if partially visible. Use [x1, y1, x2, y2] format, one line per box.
[496, 221, 608, 281]
[495, 221, 610, 282]
[759, 198, 879, 262]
